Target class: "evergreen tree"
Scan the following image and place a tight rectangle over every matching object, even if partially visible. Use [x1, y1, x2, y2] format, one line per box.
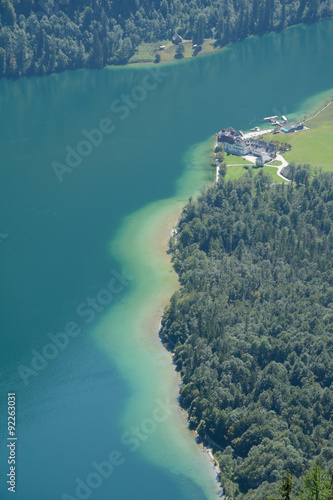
[8, 51, 17, 76]
[308, 0, 320, 22]
[175, 42, 185, 58]
[160, 0, 169, 17]
[298, 464, 333, 500]
[251, 0, 260, 33]
[118, 36, 132, 63]
[0, 0, 16, 26]
[280, 470, 293, 499]
[16, 36, 26, 75]
[297, 0, 307, 21]
[215, 11, 224, 42]
[90, 31, 103, 67]
[280, 0, 286, 29]
[0, 46, 6, 75]
[193, 13, 206, 45]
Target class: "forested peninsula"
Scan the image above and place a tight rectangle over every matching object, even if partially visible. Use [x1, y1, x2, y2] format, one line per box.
[160, 167, 333, 498]
[1, 0, 333, 78]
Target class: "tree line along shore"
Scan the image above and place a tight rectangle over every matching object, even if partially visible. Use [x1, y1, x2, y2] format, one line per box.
[1, 0, 333, 78]
[160, 164, 333, 498]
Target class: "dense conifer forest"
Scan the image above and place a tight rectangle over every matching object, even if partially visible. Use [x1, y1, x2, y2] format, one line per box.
[0, 0, 332, 77]
[160, 167, 333, 498]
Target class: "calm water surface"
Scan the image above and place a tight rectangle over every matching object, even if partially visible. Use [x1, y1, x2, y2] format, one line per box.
[0, 19, 333, 500]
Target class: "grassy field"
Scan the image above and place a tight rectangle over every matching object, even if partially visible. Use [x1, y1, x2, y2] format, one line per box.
[224, 151, 285, 182]
[303, 100, 333, 128]
[225, 154, 254, 166]
[128, 38, 222, 65]
[264, 101, 333, 172]
[224, 154, 285, 182]
[225, 165, 285, 183]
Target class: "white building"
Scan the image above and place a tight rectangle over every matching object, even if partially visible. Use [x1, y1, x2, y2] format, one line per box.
[224, 141, 250, 156]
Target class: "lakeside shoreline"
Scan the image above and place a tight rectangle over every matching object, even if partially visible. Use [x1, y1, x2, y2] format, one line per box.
[104, 19, 332, 72]
[1, 18, 332, 82]
[137, 200, 224, 494]
[93, 139, 222, 498]
[106, 18, 333, 73]
[157, 315, 223, 490]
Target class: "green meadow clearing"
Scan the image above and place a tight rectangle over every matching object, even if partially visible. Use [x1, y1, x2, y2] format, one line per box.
[224, 153, 285, 183]
[265, 101, 333, 172]
[225, 164, 285, 183]
[225, 154, 253, 165]
[128, 38, 221, 65]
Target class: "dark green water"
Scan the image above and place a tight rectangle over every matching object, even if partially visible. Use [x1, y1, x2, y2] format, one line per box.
[0, 19, 333, 500]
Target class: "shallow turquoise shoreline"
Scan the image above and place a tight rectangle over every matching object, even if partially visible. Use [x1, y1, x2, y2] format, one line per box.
[93, 139, 222, 499]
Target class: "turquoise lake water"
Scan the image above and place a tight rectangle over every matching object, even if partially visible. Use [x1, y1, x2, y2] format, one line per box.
[0, 19, 333, 500]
